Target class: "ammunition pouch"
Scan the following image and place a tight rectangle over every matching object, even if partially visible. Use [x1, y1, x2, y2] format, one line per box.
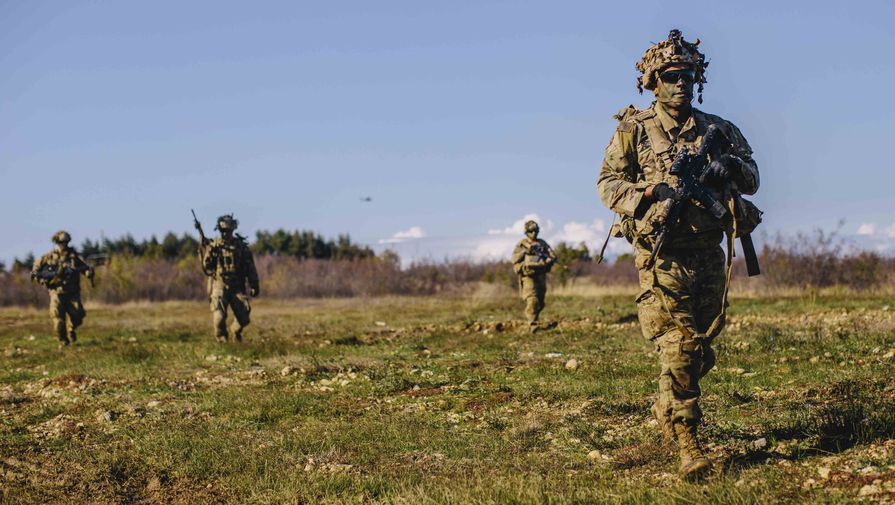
[733, 194, 763, 237]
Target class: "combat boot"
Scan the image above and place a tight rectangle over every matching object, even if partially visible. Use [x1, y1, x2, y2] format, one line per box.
[674, 423, 712, 482]
[651, 402, 676, 445]
[68, 330, 77, 343]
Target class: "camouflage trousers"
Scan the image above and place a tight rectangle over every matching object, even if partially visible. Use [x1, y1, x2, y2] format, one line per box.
[519, 274, 547, 326]
[49, 291, 85, 343]
[635, 245, 726, 428]
[210, 283, 251, 341]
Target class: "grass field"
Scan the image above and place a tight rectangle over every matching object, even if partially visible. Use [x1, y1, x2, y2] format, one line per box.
[1, 289, 894, 504]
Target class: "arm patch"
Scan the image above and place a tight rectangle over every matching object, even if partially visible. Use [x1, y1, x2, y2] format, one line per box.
[617, 121, 634, 133]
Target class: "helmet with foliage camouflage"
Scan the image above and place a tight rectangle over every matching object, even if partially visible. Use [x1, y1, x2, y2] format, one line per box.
[636, 29, 708, 102]
[524, 220, 539, 234]
[215, 214, 238, 232]
[52, 230, 71, 245]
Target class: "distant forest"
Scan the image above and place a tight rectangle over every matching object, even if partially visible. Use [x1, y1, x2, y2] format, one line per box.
[8, 230, 375, 271]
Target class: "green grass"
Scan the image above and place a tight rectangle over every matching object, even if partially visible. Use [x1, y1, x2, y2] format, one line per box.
[1, 293, 894, 504]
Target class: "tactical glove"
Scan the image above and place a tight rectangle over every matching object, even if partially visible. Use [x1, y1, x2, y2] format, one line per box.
[702, 154, 740, 185]
[250, 286, 260, 297]
[651, 183, 676, 201]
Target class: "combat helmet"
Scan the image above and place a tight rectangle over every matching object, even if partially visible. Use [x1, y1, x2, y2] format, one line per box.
[524, 220, 540, 234]
[52, 230, 71, 245]
[636, 29, 708, 103]
[215, 214, 238, 232]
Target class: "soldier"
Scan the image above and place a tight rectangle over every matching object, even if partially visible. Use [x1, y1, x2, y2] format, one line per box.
[31, 231, 95, 346]
[511, 220, 556, 333]
[200, 214, 260, 342]
[597, 30, 760, 480]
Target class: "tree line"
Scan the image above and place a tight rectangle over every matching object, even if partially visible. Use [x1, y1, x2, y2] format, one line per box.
[7, 230, 376, 271]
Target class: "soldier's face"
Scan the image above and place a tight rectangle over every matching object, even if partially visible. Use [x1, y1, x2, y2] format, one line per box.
[526, 229, 538, 239]
[654, 67, 695, 108]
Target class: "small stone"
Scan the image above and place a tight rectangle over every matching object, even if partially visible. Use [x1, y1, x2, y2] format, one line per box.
[871, 347, 881, 354]
[96, 410, 117, 422]
[146, 400, 161, 408]
[545, 352, 563, 358]
[205, 355, 219, 362]
[280, 366, 295, 377]
[565, 359, 579, 371]
[587, 450, 602, 461]
[728, 367, 746, 375]
[809, 356, 820, 364]
[859, 484, 881, 496]
[748, 438, 768, 450]
[882, 350, 895, 360]
[374, 321, 387, 327]
[128, 337, 137, 343]
[824, 352, 832, 358]
[27, 335, 36, 341]
[818, 467, 831, 479]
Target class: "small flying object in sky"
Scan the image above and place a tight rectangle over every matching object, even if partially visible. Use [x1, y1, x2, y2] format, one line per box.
[360, 197, 373, 202]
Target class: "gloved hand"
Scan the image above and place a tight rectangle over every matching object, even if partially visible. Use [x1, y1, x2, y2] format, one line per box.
[702, 154, 740, 185]
[250, 286, 260, 297]
[650, 183, 676, 201]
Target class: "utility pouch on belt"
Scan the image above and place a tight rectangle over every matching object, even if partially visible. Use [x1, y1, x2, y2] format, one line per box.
[733, 194, 763, 236]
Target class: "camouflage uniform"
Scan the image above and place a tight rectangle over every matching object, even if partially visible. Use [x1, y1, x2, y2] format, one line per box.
[597, 31, 760, 479]
[31, 231, 95, 345]
[201, 215, 260, 342]
[512, 221, 556, 331]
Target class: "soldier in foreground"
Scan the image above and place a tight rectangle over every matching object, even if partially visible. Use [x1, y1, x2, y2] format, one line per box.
[512, 220, 556, 333]
[597, 31, 760, 480]
[31, 231, 95, 346]
[196, 213, 260, 342]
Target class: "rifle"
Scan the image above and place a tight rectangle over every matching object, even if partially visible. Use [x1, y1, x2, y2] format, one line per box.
[191, 209, 210, 248]
[529, 242, 550, 263]
[524, 241, 553, 273]
[644, 124, 729, 269]
[31, 255, 106, 287]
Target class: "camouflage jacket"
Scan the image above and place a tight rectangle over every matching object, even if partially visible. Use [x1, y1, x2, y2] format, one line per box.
[32, 247, 92, 294]
[512, 238, 556, 277]
[597, 102, 759, 249]
[201, 236, 260, 292]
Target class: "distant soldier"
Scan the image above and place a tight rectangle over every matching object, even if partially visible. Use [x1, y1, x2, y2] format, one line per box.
[200, 214, 259, 342]
[512, 220, 556, 332]
[598, 30, 760, 480]
[31, 231, 95, 346]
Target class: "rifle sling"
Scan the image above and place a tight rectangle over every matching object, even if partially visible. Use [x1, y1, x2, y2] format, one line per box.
[596, 214, 617, 264]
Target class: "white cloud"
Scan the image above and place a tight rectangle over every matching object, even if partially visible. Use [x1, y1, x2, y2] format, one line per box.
[487, 214, 554, 236]
[378, 226, 426, 244]
[548, 219, 607, 245]
[471, 215, 625, 261]
[857, 223, 876, 236]
[885, 223, 895, 239]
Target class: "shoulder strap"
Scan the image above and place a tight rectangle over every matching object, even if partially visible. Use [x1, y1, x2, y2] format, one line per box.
[640, 115, 677, 170]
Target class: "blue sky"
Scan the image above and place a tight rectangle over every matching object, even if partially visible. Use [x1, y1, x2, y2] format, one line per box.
[2, 1, 894, 263]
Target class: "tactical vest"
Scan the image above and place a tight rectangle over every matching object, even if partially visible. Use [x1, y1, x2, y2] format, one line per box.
[213, 240, 249, 284]
[40, 250, 82, 292]
[624, 107, 729, 249]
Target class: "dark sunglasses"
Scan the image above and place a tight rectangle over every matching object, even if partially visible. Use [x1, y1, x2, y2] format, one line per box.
[659, 69, 696, 84]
